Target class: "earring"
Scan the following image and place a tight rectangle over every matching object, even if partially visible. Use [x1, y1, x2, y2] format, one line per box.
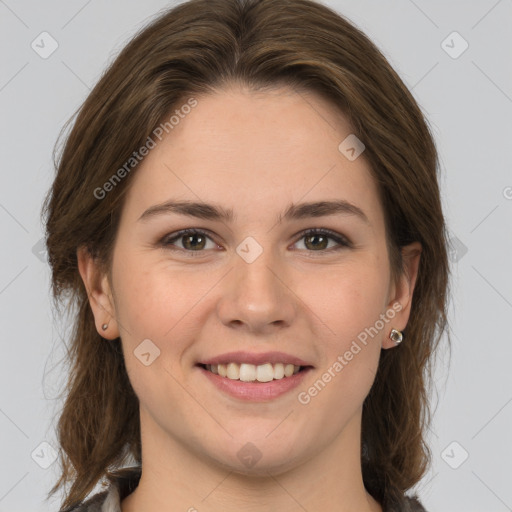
[101, 323, 109, 331]
[389, 328, 403, 345]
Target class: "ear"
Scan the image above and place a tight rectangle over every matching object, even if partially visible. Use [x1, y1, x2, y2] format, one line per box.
[77, 246, 120, 340]
[382, 241, 422, 349]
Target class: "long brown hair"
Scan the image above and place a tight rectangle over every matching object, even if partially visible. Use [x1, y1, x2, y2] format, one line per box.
[43, 0, 450, 509]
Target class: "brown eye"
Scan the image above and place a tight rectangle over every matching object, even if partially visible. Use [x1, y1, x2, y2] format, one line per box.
[181, 232, 207, 250]
[161, 229, 217, 253]
[294, 229, 351, 252]
[304, 233, 329, 250]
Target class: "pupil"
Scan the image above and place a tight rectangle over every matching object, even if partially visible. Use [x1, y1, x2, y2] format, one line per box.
[184, 234, 205, 250]
[306, 234, 327, 250]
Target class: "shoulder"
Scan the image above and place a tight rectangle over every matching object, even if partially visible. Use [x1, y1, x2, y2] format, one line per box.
[59, 489, 111, 512]
[409, 495, 428, 511]
[405, 495, 428, 511]
[388, 494, 428, 512]
[59, 466, 141, 512]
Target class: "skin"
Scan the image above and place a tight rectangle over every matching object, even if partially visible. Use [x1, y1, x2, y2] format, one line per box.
[78, 84, 421, 512]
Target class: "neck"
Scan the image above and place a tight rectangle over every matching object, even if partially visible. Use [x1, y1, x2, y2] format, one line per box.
[121, 407, 382, 512]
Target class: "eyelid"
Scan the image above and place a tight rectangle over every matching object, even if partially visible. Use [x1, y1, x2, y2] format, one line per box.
[294, 227, 352, 249]
[159, 228, 221, 255]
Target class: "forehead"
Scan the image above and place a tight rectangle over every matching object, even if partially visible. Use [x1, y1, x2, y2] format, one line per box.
[121, 85, 383, 227]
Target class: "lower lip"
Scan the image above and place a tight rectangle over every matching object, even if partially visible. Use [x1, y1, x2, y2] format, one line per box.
[198, 365, 312, 401]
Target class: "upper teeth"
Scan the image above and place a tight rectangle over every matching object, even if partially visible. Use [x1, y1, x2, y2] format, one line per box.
[206, 362, 301, 382]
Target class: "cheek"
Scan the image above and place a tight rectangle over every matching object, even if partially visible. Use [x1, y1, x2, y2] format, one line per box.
[112, 248, 205, 341]
[301, 257, 389, 348]
[297, 264, 387, 418]
[112, 252, 221, 404]
[296, 259, 388, 415]
[113, 258, 199, 409]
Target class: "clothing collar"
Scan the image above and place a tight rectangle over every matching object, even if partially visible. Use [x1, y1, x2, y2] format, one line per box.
[101, 466, 142, 511]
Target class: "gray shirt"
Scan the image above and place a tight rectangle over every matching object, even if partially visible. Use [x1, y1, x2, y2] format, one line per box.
[60, 467, 427, 512]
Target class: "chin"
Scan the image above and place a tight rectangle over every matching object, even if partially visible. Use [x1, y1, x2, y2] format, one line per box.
[202, 437, 305, 477]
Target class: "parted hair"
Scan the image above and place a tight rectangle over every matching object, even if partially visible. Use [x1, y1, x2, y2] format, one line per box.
[42, 0, 450, 509]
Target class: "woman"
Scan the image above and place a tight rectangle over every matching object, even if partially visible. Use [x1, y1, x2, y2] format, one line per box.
[43, 0, 450, 510]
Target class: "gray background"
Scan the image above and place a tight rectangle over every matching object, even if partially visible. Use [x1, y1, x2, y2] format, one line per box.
[0, 0, 511, 511]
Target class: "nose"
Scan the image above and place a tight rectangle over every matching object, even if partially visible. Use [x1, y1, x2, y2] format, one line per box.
[216, 247, 297, 335]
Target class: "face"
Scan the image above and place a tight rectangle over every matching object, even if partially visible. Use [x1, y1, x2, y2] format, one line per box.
[79, 84, 420, 476]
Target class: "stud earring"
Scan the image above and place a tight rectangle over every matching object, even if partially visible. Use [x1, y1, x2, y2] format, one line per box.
[101, 323, 109, 331]
[389, 328, 403, 345]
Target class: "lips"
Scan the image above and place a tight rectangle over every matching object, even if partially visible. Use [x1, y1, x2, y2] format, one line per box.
[195, 351, 314, 399]
[198, 364, 312, 401]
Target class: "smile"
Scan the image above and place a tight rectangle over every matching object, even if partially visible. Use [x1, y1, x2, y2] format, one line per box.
[202, 362, 302, 382]
[197, 363, 312, 401]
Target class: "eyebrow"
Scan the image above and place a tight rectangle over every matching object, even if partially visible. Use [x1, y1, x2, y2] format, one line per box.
[137, 199, 370, 225]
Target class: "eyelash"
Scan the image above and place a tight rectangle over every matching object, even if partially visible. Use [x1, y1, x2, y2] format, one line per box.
[159, 228, 351, 256]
